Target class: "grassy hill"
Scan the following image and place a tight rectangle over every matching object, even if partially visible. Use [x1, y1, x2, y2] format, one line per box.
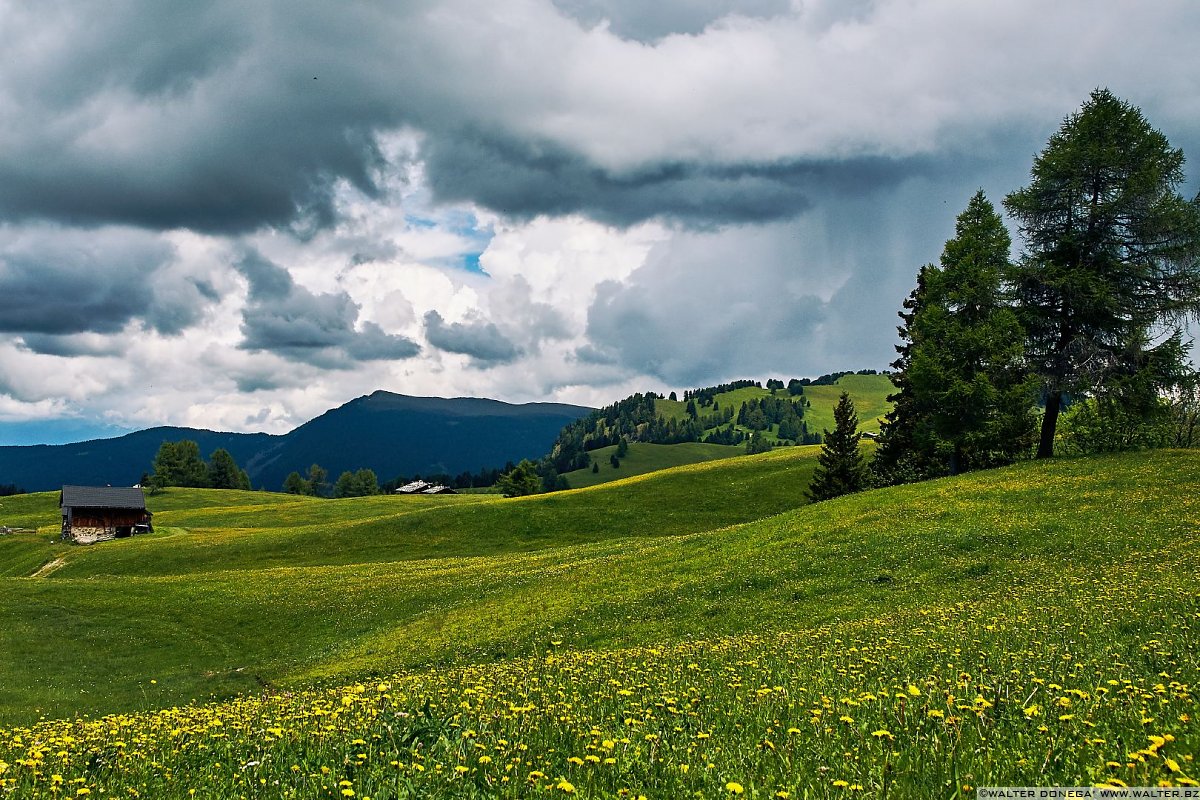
[0, 448, 1196, 797]
[801, 373, 893, 433]
[655, 373, 892, 437]
[2, 447, 823, 583]
[561, 373, 893, 489]
[561, 441, 743, 488]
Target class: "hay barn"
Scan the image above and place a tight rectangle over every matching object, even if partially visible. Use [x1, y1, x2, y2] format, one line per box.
[60, 486, 153, 545]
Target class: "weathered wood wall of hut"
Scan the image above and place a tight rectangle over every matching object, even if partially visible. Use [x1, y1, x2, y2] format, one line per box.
[69, 511, 144, 529]
[63, 509, 147, 544]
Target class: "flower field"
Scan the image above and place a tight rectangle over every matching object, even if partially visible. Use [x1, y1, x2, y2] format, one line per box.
[0, 449, 1197, 797]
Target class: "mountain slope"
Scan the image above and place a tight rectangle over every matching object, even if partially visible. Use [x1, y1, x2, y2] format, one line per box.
[243, 391, 591, 490]
[0, 427, 274, 493]
[0, 392, 591, 492]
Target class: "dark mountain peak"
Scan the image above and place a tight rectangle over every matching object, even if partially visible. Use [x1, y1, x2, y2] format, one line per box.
[0, 393, 592, 492]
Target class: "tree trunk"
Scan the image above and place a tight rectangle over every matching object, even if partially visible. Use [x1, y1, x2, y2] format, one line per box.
[1037, 391, 1062, 459]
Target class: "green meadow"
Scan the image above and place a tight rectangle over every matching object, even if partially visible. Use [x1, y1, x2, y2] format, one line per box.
[0, 448, 1197, 797]
[560, 441, 743, 488]
[566, 373, 894, 490]
[800, 374, 892, 433]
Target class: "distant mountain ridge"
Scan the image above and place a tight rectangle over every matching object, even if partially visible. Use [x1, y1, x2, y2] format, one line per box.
[0, 392, 592, 492]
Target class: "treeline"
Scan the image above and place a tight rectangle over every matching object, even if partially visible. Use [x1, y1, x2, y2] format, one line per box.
[145, 440, 251, 492]
[282, 463, 511, 498]
[0, 483, 25, 497]
[796, 369, 881, 388]
[145, 438, 509, 498]
[280, 464, 383, 498]
[547, 377, 844, 474]
[683, 380, 761, 406]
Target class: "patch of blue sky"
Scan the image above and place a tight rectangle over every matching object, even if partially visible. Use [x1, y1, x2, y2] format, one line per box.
[404, 214, 439, 229]
[0, 420, 133, 447]
[409, 206, 494, 275]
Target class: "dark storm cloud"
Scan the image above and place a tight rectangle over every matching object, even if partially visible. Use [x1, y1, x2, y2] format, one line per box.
[420, 129, 940, 228]
[0, 227, 212, 337]
[0, 2, 427, 233]
[423, 310, 522, 365]
[346, 321, 423, 361]
[0, 0, 959, 236]
[551, 0, 789, 41]
[0, 250, 156, 335]
[17, 334, 125, 357]
[237, 250, 299, 301]
[232, 372, 285, 394]
[234, 251, 420, 366]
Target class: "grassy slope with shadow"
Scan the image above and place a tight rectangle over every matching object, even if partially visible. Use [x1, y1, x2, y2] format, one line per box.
[0, 449, 1195, 726]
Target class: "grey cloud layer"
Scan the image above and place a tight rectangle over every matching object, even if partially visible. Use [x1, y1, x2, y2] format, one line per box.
[551, 0, 790, 41]
[0, 226, 216, 346]
[7, 0, 1177, 235]
[0, 2, 427, 233]
[421, 130, 940, 227]
[2, 0, 1200, 432]
[423, 310, 522, 365]
[235, 250, 420, 366]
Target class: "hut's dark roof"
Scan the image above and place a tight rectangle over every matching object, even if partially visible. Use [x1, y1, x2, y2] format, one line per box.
[60, 485, 148, 510]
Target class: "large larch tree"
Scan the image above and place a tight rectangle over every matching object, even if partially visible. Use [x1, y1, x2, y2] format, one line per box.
[1004, 89, 1200, 457]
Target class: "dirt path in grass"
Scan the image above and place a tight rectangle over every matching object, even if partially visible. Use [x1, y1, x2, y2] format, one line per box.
[31, 557, 66, 578]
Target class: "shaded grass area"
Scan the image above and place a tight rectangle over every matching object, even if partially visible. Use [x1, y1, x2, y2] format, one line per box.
[0, 449, 1196, 729]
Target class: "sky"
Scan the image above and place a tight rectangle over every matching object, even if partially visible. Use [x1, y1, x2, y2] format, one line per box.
[1, 1, 1199, 444]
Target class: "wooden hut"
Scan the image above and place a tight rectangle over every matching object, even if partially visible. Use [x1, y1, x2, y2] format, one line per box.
[60, 486, 152, 545]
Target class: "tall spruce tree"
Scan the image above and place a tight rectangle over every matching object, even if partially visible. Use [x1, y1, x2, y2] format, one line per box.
[806, 392, 868, 502]
[907, 191, 1037, 474]
[1004, 89, 1200, 457]
[872, 265, 943, 486]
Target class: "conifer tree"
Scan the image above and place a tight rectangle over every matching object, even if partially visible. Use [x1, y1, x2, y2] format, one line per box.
[874, 193, 1038, 481]
[908, 191, 1037, 474]
[496, 460, 543, 497]
[1004, 89, 1200, 457]
[807, 392, 868, 502]
[282, 471, 308, 495]
[151, 440, 209, 488]
[305, 464, 329, 497]
[872, 267, 943, 486]
[207, 448, 251, 490]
